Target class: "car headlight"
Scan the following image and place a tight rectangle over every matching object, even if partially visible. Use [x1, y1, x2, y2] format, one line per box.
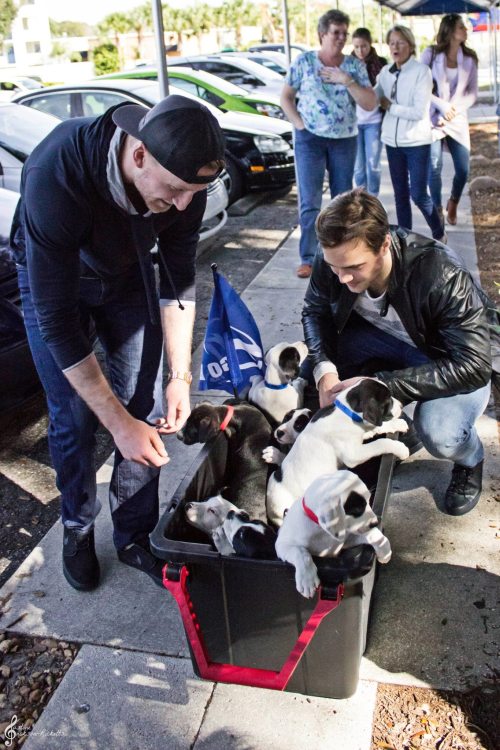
[253, 103, 285, 119]
[253, 134, 291, 154]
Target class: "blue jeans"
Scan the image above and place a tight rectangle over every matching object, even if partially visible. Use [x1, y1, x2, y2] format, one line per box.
[354, 123, 383, 197]
[315, 312, 490, 468]
[386, 144, 444, 240]
[294, 128, 357, 265]
[429, 136, 469, 208]
[17, 265, 165, 551]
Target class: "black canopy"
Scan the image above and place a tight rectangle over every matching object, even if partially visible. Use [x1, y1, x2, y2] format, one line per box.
[376, 0, 497, 14]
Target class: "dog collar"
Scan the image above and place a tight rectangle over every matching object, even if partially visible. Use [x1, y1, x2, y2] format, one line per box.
[334, 399, 363, 423]
[264, 381, 288, 390]
[302, 497, 319, 525]
[219, 404, 234, 431]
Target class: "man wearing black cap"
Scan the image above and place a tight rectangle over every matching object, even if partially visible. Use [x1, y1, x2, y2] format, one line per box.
[11, 95, 226, 591]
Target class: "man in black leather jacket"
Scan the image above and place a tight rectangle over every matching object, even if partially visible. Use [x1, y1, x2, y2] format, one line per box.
[302, 189, 492, 515]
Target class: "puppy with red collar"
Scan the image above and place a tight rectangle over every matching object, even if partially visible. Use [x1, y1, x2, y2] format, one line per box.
[248, 341, 308, 423]
[177, 400, 271, 521]
[266, 378, 409, 526]
[276, 471, 391, 598]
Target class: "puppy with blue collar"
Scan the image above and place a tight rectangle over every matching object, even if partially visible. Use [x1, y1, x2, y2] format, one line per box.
[248, 341, 309, 423]
[275, 471, 392, 598]
[266, 377, 410, 526]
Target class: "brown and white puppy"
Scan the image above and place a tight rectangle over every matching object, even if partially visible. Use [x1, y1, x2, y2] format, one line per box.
[248, 341, 308, 423]
[275, 471, 391, 598]
[177, 400, 271, 521]
[266, 378, 409, 526]
[262, 407, 312, 466]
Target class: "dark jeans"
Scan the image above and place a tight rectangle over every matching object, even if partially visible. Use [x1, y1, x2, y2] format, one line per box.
[294, 128, 357, 265]
[429, 135, 469, 208]
[304, 313, 489, 467]
[17, 265, 165, 550]
[386, 143, 444, 240]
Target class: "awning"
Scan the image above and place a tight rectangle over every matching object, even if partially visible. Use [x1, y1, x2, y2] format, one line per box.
[376, 1, 497, 13]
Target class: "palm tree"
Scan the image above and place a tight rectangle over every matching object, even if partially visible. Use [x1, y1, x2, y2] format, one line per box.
[129, 3, 152, 60]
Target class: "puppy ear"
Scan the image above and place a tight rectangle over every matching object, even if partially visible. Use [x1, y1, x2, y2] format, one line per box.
[278, 347, 300, 381]
[198, 415, 219, 442]
[344, 491, 368, 518]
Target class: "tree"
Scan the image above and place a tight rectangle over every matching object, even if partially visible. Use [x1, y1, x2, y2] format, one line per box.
[0, 0, 16, 51]
[49, 19, 92, 38]
[93, 42, 120, 75]
[129, 3, 152, 59]
[216, 0, 260, 49]
[50, 41, 68, 61]
[182, 3, 214, 53]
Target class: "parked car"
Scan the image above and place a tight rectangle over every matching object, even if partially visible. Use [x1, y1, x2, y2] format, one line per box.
[167, 54, 284, 97]
[13, 79, 295, 204]
[0, 76, 44, 102]
[0, 102, 60, 190]
[219, 51, 288, 76]
[0, 188, 41, 411]
[0, 100, 227, 235]
[247, 43, 310, 59]
[102, 65, 285, 119]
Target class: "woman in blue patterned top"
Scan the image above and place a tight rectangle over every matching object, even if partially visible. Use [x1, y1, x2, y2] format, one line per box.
[280, 9, 376, 278]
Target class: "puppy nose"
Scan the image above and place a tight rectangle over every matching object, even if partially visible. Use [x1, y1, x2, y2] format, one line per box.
[276, 429, 284, 439]
[176, 430, 184, 441]
[369, 519, 379, 528]
[185, 502, 193, 510]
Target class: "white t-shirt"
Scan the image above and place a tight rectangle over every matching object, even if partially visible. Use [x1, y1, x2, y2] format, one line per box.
[354, 290, 416, 347]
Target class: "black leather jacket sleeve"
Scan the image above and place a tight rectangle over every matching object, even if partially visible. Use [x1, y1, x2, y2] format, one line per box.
[302, 233, 492, 406]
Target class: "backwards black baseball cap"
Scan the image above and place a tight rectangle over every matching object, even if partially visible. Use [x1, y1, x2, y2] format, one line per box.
[112, 94, 226, 184]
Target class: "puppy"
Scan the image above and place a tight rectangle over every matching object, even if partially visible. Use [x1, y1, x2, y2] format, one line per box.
[185, 495, 239, 555]
[266, 378, 410, 526]
[222, 509, 278, 559]
[177, 400, 271, 521]
[275, 471, 392, 598]
[262, 407, 312, 466]
[248, 341, 308, 422]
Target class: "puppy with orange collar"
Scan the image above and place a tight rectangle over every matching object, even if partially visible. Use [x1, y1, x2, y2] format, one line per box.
[177, 400, 271, 521]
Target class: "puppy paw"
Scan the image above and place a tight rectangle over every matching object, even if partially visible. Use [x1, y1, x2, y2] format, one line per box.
[391, 441, 410, 461]
[262, 446, 284, 465]
[212, 527, 234, 555]
[390, 418, 409, 434]
[295, 566, 320, 599]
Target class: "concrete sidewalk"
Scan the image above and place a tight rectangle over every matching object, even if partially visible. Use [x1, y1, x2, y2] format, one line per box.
[1, 125, 499, 750]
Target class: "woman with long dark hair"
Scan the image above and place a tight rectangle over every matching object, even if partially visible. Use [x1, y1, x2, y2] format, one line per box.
[351, 28, 386, 196]
[421, 14, 478, 225]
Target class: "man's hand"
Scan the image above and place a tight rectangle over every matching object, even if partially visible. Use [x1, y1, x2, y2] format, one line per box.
[330, 376, 368, 397]
[156, 379, 191, 434]
[318, 372, 341, 408]
[113, 415, 170, 467]
[379, 96, 392, 111]
[443, 104, 457, 121]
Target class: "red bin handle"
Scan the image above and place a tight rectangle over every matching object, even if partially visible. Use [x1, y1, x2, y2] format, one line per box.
[162, 563, 344, 691]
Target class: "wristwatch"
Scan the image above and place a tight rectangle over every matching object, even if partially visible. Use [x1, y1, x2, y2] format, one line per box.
[167, 370, 193, 385]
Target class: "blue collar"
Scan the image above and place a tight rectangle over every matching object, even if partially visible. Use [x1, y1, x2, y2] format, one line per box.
[265, 381, 288, 390]
[334, 399, 363, 423]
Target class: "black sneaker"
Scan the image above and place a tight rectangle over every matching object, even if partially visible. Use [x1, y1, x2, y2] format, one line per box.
[117, 540, 165, 588]
[63, 527, 100, 591]
[444, 460, 483, 516]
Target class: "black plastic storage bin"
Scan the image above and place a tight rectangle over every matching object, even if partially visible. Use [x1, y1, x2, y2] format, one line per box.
[150, 433, 394, 699]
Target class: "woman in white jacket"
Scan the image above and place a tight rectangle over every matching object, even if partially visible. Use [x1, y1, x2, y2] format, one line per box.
[421, 14, 478, 226]
[375, 25, 445, 241]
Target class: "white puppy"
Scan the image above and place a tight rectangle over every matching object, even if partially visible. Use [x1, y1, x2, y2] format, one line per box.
[184, 495, 238, 555]
[266, 378, 409, 526]
[248, 341, 308, 422]
[275, 471, 392, 598]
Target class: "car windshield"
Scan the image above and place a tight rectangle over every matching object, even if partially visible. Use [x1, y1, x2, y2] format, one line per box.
[0, 104, 58, 161]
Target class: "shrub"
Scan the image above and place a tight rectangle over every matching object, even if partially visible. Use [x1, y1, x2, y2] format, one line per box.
[92, 42, 120, 76]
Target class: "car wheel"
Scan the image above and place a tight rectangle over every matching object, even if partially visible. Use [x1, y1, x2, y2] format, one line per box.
[224, 154, 244, 205]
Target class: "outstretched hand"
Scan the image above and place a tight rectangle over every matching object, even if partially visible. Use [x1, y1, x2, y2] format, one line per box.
[155, 379, 191, 435]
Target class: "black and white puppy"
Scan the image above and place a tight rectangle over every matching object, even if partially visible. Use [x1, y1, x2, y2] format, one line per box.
[248, 341, 308, 422]
[262, 407, 312, 466]
[275, 471, 392, 598]
[266, 378, 409, 526]
[184, 497, 277, 558]
[185, 495, 238, 554]
[222, 509, 277, 560]
[177, 400, 271, 521]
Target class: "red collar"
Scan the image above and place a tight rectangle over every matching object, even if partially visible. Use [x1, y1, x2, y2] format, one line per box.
[302, 496, 319, 525]
[219, 404, 234, 431]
